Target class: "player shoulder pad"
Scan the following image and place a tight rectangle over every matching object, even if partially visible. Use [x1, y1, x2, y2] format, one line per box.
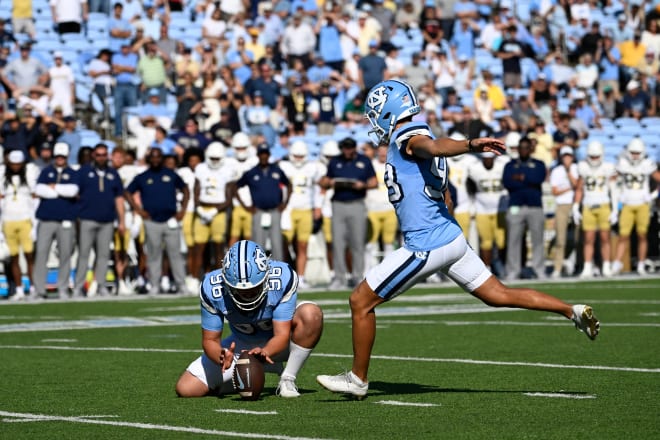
[200, 270, 224, 315]
[394, 123, 433, 149]
[270, 261, 298, 304]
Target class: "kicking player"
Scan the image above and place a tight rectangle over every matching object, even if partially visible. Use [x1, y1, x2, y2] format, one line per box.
[175, 240, 324, 398]
[316, 79, 600, 399]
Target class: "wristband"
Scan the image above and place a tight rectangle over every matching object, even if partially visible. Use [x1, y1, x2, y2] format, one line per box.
[467, 138, 475, 152]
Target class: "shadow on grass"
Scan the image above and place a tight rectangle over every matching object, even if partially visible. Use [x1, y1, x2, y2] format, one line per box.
[317, 381, 593, 401]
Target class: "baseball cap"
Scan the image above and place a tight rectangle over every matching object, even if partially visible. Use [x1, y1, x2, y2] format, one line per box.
[572, 90, 586, 100]
[53, 51, 63, 59]
[53, 142, 69, 157]
[256, 143, 270, 154]
[368, 39, 379, 48]
[559, 146, 574, 157]
[481, 152, 496, 159]
[148, 88, 160, 97]
[8, 150, 25, 163]
[627, 80, 640, 90]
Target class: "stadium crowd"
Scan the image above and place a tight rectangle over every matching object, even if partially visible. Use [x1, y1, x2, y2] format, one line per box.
[0, 0, 660, 300]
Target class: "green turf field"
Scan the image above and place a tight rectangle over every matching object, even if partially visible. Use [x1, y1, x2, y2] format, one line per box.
[0, 278, 658, 439]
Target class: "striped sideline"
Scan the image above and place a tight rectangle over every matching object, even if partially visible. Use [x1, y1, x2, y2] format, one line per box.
[1, 344, 658, 374]
[0, 410, 331, 440]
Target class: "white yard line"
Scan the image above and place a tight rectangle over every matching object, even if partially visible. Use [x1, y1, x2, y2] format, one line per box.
[215, 409, 278, 415]
[524, 392, 597, 399]
[1, 344, 658, 374]
[374, 400, 440, 407]
[0, 410, 331, 439]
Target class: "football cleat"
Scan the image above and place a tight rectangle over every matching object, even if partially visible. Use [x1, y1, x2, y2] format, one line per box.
[316, 371, 369, 399]
[572, 305, 600, 340]
[276, 376, 300, 398]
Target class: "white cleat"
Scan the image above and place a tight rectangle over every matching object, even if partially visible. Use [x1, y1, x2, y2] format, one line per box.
[602, 261, 613, 278]
[636, 262, 647, 276]
[117, 279, 133, 296]
[316, 371, 369, 399]
[572, 305, 600, 341]
[276, 376, 300, 398]
[86, 280, 98, 298]
[10, 288, 26, 301]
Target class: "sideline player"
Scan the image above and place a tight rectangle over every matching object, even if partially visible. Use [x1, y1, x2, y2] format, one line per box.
[175, 240, 324, 398]
[316, 79, 600, 398]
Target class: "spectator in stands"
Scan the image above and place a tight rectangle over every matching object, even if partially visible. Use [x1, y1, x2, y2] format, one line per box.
[73, 143, 125, 297]
[33, 142, 79, 298]
[1, 43, 48, 93]
[170, 118, 210, 155]
[244, 90, 277, 146]
[580, 20, 603, 57]
[1, 113, 30, 158]
[225, 37, 254, 87]
[175, 47, 201, 86]
[235, 143, 291, 260]
[201, 6, 226, 45]
[282, 79, 307, 136]
[347, 10, 381, 56]
[33, 143, 54, 170]
[549, 146, 579, 278]
[403, 52, 431, 93]
[622, 79, 652, 118]
[420, 4, 443, 50]
[619, 30, 647, 85]
[552, 113, 579, 151]
[120, 0, 143, 22]
[314, 10, 344, 72]
[307, 53, 334, 86]
[476, 70, 508, 111]
[395, 1, 420, 29]
[574, 53, 600, 91]
[10, 1, 36, 39]
[109, 2, 134, 53]
[358, 40, 388, 92]
[281, 13, 316, 69]
[1, 150, 38, 300]
[124, 147, 190, 295]
[0, 18, 17, 49]
[528, 119, 554, 167]
[137, 42, 168, 103]
[48, 52, 75, 117]
[244, 62, 282, 110]
[57, 116, 82, 165]
[449, 106, 495, 140]
[611, 12, 633, 44]
[309, 80, 338, 136]
[573, 91, 601, 129]
[88, 49, 114, 103]
[371, 0, 395, 43]
[173, 72, 203, 129]
[320, 137, 377, 289]
[256, 2, 284, 47]
[496, 24, 534, 90]
[641, 18, 660, 58]
[503, 136, 547, 280]
[51, 0, 88, 35]
[451, 17, 478, 63]
[596, 33, 621, 100]
[600, 85, 623, 119]
[112, 43, 139, 137]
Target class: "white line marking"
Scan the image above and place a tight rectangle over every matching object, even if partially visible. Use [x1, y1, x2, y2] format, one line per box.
[312, 353, 660, 374]
[524, 392, 597, 399]
[0, 411, 331, 439]
[215, 409, 278, 415]
[441, 321, 660, 328]
[375, 400, 440, 407]
[1, 345, 657, 374]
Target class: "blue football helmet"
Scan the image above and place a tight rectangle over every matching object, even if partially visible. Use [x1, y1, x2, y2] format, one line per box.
[365, 79, 420, 145]
[222, 240, 270, 312]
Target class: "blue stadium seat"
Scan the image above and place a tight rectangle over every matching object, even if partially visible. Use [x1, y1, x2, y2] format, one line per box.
[615, 117, 641, 128]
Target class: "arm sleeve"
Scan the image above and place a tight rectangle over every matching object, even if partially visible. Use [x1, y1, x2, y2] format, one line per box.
[34, 183, 59, 199]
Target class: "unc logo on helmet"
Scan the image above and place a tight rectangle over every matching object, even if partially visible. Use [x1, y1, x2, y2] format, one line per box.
[222, 240, 271, 312]
[365, 79, 420, 145]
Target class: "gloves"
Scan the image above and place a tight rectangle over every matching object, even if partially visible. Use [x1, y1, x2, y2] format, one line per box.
[196, 206, 218, 225]
[609, 210, 618, 225]
[571, 203, 582, 225]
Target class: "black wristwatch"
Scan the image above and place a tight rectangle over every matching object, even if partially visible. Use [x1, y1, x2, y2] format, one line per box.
[467, 138, 475, 152]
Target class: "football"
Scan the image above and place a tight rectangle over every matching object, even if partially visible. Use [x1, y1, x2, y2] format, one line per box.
[232, 352, 265, 401]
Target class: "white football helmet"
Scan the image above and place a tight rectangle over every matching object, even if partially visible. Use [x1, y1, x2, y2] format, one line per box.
[626, 138, 645, 164]
[231, 132, 251, 160]
[586, 140, 604, 167]
[289, 140, 308, 167]
[320, 140, 340, 165]
[504, 132, 521, 159]
[205, 142, 225, 169]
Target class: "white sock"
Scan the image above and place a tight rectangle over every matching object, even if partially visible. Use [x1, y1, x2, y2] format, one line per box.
[384, 244, 394, 256]
[281, 341, 312, 380]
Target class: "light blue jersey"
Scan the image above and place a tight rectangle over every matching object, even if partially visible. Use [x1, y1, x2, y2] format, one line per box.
[199, 261, 298, 344]
[385, 122, 462, 251]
